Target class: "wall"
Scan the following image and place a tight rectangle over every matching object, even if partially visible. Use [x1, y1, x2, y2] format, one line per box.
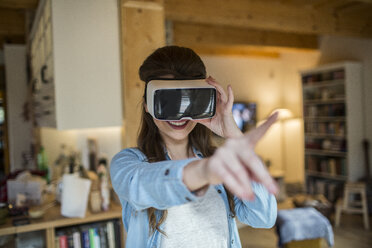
[40, 126, 122, 177]
[52, 0, 122, 129]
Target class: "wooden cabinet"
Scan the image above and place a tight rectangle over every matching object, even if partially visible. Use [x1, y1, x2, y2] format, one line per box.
[301, 62, 364, 202]
[29, 0, 122, 130]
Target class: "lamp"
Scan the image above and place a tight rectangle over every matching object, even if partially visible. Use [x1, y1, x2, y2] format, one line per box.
[270, 108, 295, 202]
[270, 108, 294, 170]
[271, 108, 294, 121]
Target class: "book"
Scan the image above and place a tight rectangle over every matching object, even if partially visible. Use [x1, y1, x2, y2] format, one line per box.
[73, 231, 82, 248]
[59, 235, 68, 248]
[81, 229, 90, 248]
[67, 231, 74, 248]
[94, 228, 101, 248]
[114, 219, 121, 247]
[99, 224, 108, 248]
[106, 221, 115, 248]
[89, 228, 96, 248]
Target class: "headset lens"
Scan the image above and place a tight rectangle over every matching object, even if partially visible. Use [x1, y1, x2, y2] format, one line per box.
[154, 88, 216, 120]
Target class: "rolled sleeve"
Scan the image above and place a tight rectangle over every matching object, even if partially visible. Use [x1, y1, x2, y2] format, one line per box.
[110, 148, 200, 211]
[235, 182, 277, 228]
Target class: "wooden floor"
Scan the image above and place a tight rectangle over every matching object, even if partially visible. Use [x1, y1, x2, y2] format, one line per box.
[239, 213, 372, 248]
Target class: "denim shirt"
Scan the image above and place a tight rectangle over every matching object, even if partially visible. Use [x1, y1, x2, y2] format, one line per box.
[110, 148, 277, 248]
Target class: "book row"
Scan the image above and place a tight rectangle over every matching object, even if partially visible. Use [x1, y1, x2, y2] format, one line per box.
[305, 121, 346, 136]
[304, 103, 345, 117]
[55, 219, 122, 248]
[302, 69, 345, 84]
[305, 138, 346, 153]
[306, 156, 347, 176]
[306, 178, 344, 203]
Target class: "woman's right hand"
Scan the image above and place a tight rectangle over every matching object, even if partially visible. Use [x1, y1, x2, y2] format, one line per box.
[202, 112, 279, 200]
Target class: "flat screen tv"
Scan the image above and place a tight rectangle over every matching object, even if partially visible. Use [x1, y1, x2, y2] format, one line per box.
[232, 102, 257, 132]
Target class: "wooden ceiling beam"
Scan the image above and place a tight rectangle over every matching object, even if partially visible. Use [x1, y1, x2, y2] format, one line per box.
[0, 8, 25, 35]
[189, 45, 281, 58]
[164, 0, 372, 38]
[172, 22, 318, 51]
[0, 0, 38, 9]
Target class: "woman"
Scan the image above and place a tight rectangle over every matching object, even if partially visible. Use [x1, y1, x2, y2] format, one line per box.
[110, 46, 278, 248]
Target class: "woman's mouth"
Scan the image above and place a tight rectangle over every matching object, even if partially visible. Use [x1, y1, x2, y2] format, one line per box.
[167, 120, 189, 129]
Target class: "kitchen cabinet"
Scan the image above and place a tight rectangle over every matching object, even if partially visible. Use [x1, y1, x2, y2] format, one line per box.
[30, 0, 122, 130]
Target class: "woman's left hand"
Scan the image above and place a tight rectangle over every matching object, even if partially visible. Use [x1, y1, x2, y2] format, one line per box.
[195, 76, 243, 138]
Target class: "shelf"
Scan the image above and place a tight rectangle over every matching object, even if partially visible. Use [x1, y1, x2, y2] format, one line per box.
[305, 133, 345, 139]
[302, 80, 344, 89]
[306, 170, 347, 181]
[305, 149, 347, 157]
[304, 116, 346, 122]
[0, 200, 122, 237]
[302, 62, 363, 198]
[304, 98, 345, 105]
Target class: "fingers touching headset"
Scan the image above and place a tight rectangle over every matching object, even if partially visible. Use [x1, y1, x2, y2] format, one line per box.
[197, 77, 242, 138]
[205, 112, 279, 200]
[205, 76, 233, 109]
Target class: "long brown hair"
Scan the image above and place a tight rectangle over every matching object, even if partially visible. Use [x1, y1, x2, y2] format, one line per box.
[138, 46, 235, 235]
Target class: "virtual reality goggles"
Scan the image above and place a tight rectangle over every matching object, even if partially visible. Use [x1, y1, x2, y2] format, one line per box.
[146, 79, 217, 121]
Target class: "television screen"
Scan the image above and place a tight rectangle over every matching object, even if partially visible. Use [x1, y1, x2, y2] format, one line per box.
[232, 102, 256, 132]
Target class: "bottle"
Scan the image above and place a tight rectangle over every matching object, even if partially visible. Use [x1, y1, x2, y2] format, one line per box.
[97, 158, 110, 211]
[37, 146, 49, 182]
[53, 144, 69, 181]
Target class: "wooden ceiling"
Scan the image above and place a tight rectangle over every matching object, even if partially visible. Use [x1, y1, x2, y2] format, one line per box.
[1, 0, 372, 55]
[165, 0, 372, 56]
[0, 0, 38, 47]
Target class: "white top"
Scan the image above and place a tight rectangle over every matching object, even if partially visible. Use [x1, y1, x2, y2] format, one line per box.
[160, 186, 229, 248]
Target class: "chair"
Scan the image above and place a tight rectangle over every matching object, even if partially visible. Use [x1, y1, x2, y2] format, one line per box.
[335, 182, 369, 229]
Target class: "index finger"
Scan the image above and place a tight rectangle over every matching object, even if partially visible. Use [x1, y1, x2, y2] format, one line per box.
[246, 112, 278, 146]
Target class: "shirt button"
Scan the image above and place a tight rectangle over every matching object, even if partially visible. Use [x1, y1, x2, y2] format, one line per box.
[185, 197, 191, 202]
[217, 189, 222, 194]
[164, 169, 169, 176]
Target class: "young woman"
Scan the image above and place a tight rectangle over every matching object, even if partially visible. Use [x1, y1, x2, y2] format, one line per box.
[110, 46, 279, 248]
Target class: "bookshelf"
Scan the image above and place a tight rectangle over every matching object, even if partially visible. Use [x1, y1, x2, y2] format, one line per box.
[0, 201, 124, 248]
[301, 62, 364, 203]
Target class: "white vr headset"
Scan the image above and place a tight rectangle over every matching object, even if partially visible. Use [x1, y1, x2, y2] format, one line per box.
[146, 79, 217, 121]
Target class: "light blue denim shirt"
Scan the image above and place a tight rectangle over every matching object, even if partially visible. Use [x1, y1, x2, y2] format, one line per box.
[110, 147, 277, 248]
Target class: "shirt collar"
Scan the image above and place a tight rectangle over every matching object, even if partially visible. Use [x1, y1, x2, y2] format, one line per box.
[163, 146, 204, 160]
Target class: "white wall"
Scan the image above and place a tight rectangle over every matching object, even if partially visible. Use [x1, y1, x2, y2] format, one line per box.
[52, 0, 122, 129]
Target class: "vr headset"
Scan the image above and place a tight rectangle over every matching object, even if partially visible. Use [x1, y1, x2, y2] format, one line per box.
[146, 79, 216, 121]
